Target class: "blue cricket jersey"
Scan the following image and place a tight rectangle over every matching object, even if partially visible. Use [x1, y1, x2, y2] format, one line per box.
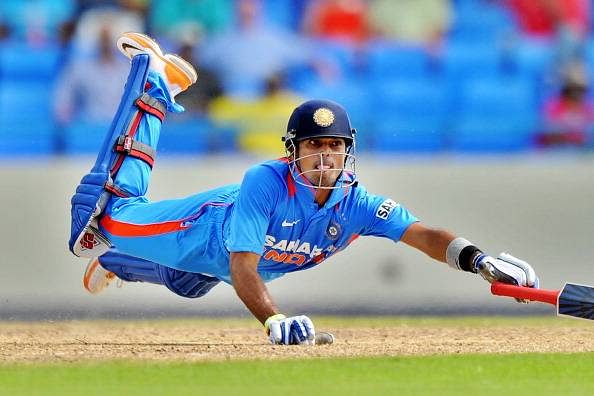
[222, 158, 418, 282]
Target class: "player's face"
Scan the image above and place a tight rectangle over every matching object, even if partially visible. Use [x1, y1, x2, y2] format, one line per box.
[296, 138, 347, 188]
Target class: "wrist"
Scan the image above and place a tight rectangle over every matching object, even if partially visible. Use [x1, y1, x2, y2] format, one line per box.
[264, 313, 286, 333]
[471, 252, 487, 273]
[446, 237, 482, 273]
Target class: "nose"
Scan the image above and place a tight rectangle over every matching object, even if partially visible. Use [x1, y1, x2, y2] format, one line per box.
[320, 143, 334, 155]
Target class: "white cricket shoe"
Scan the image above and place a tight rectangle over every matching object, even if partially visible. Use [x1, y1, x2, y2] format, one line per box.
[83, 257, 117, 294]
[116, 32, 198, 97]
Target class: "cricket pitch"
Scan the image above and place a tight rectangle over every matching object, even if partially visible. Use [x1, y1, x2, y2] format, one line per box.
[1, 317, 593, 363]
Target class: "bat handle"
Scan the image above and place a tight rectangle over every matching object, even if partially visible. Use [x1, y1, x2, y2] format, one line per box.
[491, 282, 560, 306]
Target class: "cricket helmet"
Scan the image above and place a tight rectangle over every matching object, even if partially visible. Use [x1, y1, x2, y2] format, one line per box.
[282, 99, 357, 190]
[282, 99, 356, 150]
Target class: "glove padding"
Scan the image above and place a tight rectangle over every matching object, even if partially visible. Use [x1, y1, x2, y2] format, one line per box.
[266, 315, 315, 345]
[474, 252, 539, 303]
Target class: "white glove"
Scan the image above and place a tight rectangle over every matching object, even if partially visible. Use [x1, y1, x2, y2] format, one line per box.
[474, 252, 539, 289]
[265, 314, 315, 345]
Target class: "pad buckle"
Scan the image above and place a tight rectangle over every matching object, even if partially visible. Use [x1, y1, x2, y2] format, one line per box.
[123, 136, 133, 152]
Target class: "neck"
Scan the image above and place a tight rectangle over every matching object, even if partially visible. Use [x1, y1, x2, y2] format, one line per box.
[314, 188, 331, 207]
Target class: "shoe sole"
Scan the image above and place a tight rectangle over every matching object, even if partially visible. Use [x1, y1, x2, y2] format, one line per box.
[165, 54, 198, 84]
[117, 32, 197, 86]
[83, 258, 115, 294]
[83, 258, 101, 293]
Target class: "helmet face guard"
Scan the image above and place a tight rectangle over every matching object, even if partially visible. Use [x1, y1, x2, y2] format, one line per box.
[282, 99, 357, 190]
[285, 144, 357, 190]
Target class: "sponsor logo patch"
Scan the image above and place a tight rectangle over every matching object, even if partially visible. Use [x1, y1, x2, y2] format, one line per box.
[375, 199, 397, 220]
[281, 219, 301, 227]
[80, 232, 100, 250]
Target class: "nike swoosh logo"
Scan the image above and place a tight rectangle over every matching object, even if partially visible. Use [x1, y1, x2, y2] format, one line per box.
[282, 219, 301, 227]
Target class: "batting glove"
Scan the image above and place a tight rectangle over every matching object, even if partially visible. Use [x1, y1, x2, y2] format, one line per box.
[265, 314, 315, 345]
[474, 253, 539, 302]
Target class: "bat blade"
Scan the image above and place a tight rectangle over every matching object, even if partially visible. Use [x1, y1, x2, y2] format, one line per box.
[558, 283, 594, 320]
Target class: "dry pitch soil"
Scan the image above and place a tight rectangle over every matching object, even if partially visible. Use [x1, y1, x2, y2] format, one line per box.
[1, 318, 593, 363]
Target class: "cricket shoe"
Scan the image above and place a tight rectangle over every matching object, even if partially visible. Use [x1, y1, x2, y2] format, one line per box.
[116, 32, 197, 97]
[83, 257, 118, 294]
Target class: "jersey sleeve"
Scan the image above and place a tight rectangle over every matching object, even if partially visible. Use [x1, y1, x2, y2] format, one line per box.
[358, 192, 419, 242]
[225, 165, 281, 255]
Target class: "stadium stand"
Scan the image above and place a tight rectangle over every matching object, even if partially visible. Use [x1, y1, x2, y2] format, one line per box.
[0, 0, 591, 157]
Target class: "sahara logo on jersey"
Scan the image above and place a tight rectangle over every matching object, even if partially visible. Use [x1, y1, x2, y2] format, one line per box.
[375, 199, 398, 220]
[263, 235, 335, 266]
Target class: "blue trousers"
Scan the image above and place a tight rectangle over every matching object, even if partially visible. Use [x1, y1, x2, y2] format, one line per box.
[99, 250, 220, 298]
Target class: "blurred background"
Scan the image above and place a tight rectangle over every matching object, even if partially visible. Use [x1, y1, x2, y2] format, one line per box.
[0, 0, 593, 319]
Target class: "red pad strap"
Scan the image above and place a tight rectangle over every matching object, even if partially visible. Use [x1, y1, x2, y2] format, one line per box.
[135, 92, 166, 121]
[114, 135, 156, 168]
[104, 180, 130, 198]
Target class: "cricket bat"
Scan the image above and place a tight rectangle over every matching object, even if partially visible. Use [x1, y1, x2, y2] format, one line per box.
[491, 282, 594, 321]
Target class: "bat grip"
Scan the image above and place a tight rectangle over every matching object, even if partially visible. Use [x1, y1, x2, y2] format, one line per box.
[491, 282, 560, 306]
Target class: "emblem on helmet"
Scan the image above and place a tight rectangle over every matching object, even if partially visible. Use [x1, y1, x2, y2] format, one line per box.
[313, 108, 335, 127]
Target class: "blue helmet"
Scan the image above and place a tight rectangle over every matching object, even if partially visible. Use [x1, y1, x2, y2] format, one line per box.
[283, 99, 356, 150]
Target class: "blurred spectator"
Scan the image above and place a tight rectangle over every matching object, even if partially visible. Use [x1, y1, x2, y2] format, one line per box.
[0, 0, 75, 45]
[302, 0, 370, 45]
[505, 0, 590, 38]
[69, 1, 145, 57]
[173, 41, 224, 116]
[368, 0, 452, 48]
[53, 27, 128, 125]
[149, 0, 233, 43]
[73, 0, 148, 18]
[200, 0, 322, 98]
[209, 72, 302, 155]
[504, 0, 590, 67]
[538, 62, 594, 148]
[0, 21, 10, 42]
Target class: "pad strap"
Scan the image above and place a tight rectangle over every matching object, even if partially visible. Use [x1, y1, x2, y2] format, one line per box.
[135, 92, 166, 122]
[110, 92, 163, 176]
[114, 135, 156, 168]
[104, 180, 130, 198]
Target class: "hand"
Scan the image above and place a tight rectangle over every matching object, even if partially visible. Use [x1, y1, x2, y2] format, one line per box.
[265, 314, 315, 345]
[474, 252, 539, 292]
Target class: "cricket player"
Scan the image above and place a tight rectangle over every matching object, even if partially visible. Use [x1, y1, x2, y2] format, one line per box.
[69, 33, 539, 345]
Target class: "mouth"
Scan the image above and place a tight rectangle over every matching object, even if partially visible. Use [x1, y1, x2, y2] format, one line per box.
[315, 163, 334, 170]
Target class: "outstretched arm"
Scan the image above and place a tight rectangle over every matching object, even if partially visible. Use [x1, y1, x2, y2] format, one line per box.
[400, 222, 456, 263]
[400, 222, 539, 292]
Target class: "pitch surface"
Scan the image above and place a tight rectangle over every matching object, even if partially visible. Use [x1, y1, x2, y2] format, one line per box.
[1, 317, 593, 363]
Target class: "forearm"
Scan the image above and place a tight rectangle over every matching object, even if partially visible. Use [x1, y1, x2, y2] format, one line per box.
[422, 229, 456, 263]
[402, 223, 456, 263]
[230, 252, 279, 325]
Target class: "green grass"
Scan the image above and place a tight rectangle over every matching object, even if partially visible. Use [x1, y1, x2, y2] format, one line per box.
[1, 353, 594, 396]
